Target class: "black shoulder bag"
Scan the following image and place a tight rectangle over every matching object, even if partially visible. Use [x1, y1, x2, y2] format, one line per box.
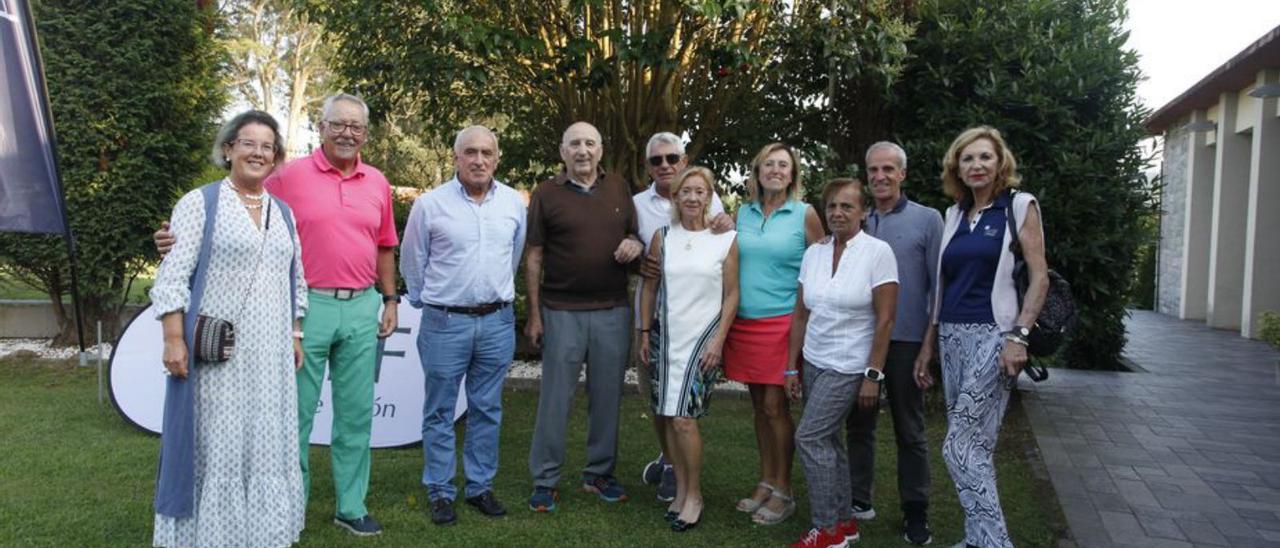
[1006, 192, 1078, 381]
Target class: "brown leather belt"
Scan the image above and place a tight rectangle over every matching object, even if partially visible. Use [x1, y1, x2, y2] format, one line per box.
[427, 302, 509, 316]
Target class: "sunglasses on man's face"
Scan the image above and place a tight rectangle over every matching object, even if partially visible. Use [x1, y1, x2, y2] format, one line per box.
[648, 154, 681, 167]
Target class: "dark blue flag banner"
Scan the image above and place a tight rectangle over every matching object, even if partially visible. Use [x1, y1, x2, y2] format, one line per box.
[0, 0, 68, 234]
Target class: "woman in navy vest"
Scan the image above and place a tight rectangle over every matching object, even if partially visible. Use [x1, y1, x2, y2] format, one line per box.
[919, 126, 1049, 548]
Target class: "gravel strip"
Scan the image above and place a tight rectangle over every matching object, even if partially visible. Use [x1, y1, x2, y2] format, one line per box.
[1, 339, 749, 394]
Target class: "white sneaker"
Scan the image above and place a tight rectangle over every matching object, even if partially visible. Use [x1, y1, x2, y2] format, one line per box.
[850, 501, 876, 521]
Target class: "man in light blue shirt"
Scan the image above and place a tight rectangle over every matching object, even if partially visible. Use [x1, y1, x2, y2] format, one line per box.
[400, 125, 526, 526]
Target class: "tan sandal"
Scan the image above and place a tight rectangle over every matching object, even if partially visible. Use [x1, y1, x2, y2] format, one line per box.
[751, 490, 796, 525]
[735, 482, 775, 513]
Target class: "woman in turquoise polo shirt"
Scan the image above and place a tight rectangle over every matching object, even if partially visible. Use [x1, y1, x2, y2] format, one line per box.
[724, 142, 824, 525]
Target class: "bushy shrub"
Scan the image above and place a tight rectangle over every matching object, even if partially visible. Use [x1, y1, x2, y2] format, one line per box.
[0, 0, 225, 343]
[1260, 311, 1280, 350]
[891, 0, 1153, 369]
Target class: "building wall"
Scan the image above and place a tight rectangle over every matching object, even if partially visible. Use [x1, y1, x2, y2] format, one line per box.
[1157, 126, 1188, 315]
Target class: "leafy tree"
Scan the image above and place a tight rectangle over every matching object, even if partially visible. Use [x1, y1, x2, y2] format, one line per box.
[221, 0, 332, 148]
[309, 0, 785, 189]
[0, 0, 225, 343]
[700, 0, 916, 184]
[891, 0, 1153, 369]
[306, 0, 1153, 369]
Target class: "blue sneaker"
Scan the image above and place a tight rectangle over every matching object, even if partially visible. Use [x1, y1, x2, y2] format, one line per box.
[656, 465, 676, 502]
[528, 486, 558, 513]
[642, 453, 665, 486]
[333, 514, 382, 536]
[583, 475, 629, 502]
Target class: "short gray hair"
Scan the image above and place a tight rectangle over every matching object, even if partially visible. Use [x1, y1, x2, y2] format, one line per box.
[646, 132, 685, 157]
[210, 110, 285, 169]
[865, 141, 908, 170]
[321, 93, 370, 123]
[453, 125, 501, 155]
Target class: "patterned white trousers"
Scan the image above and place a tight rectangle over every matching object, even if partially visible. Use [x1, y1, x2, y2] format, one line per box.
[939, 322, 1015, 548]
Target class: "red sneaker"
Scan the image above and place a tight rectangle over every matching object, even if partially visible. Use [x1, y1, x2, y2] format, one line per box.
[790, 526, 849, 548]
[837, 518, 861, 543]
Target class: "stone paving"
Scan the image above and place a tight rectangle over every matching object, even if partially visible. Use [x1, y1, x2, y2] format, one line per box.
[1022, 310, 1280, 548]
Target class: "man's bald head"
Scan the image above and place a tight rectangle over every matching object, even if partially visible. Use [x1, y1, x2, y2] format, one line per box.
[560, 122, 603, 182]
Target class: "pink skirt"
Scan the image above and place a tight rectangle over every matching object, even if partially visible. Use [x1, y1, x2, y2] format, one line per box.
[722, 314, 793, 386]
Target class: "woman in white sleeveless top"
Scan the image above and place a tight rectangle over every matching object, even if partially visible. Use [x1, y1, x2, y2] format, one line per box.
[639, 166, 739, 532]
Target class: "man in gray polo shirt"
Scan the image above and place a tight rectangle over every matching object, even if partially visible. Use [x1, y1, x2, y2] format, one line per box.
[845, 141, 942, 545]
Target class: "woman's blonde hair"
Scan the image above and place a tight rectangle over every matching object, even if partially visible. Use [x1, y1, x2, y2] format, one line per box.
[940, 125, 1021, 201]
[669, 166, 716, 224]
[745, 142, 803, 204]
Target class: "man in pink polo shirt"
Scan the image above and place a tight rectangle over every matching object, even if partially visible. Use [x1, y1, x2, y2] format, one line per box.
[154, 93, 398, 536]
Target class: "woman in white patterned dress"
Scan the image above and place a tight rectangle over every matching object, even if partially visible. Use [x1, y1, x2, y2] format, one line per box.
[150, 110, 307, 547]
[639, 166, 739, 532]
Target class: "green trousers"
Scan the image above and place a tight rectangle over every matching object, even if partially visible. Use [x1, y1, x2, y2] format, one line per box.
[297, 288, 381, 520]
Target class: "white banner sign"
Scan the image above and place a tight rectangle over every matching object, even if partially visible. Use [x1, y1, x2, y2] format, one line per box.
[109, 302, 464, 448]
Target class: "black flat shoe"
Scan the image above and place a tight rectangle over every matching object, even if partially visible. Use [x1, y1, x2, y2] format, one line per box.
[671, 517, 700, 532]
[664, 510, 679, 523]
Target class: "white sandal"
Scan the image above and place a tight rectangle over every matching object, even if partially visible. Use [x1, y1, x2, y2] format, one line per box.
[735, 482, 775, 513]
[751, 490, 796, 525]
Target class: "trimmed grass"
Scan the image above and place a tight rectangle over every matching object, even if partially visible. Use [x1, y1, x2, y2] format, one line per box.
[0, 273, 153, 304]
[0, 358, 1063, 547]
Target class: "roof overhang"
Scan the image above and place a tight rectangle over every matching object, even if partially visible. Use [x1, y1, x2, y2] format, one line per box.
[1144, 24, 1280, 135]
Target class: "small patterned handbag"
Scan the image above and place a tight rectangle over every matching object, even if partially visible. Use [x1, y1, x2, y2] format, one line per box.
[192, 315, 235, 362]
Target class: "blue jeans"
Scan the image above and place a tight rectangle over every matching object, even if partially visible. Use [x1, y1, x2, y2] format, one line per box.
[417, 303, 515, 501]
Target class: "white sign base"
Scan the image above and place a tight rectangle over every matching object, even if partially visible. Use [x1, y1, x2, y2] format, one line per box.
[109, 302, 464, 448]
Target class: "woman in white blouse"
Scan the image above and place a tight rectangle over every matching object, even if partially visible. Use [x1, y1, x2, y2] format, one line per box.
[784, 178, 898, 548]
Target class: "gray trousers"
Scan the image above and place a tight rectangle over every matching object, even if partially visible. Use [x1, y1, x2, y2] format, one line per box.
[845, 340, 932, 508]
[795, 361, 859, 529]
[528, 306, 631, 488]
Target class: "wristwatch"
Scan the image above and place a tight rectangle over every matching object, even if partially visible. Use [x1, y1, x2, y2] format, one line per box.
[383, 294, 401, 304]
[863, 367, 885, 383]
[1005, 325, 1031, 346]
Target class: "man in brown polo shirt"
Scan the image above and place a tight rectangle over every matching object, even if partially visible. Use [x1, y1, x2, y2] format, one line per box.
[525, 121, 643, 512]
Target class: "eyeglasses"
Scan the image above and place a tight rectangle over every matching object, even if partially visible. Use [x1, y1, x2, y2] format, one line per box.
[231, 139, 276, 154]
[324, 121, 367, 136]
[648, 154, 681, 167]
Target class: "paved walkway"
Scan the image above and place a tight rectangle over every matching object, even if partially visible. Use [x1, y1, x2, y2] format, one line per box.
[1022, 310, 1280, 547]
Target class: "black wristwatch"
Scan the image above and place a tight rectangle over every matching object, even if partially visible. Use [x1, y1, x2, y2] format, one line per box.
[1012, 325, 1031, 339]
[383, 294, 401, 304]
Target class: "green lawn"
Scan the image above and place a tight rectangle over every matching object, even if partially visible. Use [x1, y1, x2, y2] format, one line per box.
[0, 358, 1064, 547]
[0, 274, 154, 304]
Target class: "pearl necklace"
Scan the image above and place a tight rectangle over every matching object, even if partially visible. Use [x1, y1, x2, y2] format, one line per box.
[224, 179, 266, 209]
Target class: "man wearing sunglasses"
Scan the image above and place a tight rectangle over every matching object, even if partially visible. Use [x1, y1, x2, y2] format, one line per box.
[632, 132, 732, 502]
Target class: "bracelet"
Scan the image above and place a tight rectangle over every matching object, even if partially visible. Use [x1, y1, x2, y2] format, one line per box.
[292, 331, 305, 339]
[783, 369, 799, 377]
[1003, 333, 1028, 346]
